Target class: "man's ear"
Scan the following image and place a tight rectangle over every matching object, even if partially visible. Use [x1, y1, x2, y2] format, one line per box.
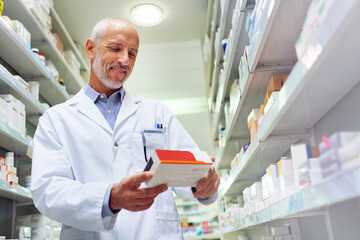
[86, 38, 96, 61]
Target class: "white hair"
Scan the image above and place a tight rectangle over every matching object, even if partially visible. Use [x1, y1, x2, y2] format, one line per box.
[90, 18, 112, 46]
[90, 18, 135, 47]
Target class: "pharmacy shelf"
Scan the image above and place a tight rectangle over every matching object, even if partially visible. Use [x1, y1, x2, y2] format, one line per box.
[215, 139, 249, 170]
[206, 0, 220, 89]
[0, 2, 70, 106]
[215, 0, 310, 166]
[0, 179, 32, 203]
[211, 1, 253, 141]
[0, 17, 51, 81]
[0, 67, 46, 126]
[214, 0, 235, 67]
[222, 166, 360, 233]
[3, 0, 86, 95]
[257, 0, 360, 141]
[0, 120, 30, 154]
[184, 232, 221, 240]
[247, 0, 311, 72]
[50, 7, 89, 72]
[219, 133, 309, 197]
[208, 0, 236, 111]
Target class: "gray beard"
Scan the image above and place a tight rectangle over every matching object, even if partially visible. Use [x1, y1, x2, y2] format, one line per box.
[92, 52, 124, 90]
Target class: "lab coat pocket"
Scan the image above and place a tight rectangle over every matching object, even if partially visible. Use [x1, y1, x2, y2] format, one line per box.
[60, 227, 93, 240]
[156, 210, 183, 240]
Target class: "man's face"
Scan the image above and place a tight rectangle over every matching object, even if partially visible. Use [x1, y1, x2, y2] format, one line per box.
[92, 21, 139, 90]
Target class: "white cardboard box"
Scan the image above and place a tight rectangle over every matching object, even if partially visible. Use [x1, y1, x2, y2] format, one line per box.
[144, 149, 212, 187]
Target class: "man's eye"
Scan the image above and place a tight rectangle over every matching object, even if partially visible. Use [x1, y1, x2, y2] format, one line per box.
[110, 47, 119, 51]
[129, 52, 137, 58]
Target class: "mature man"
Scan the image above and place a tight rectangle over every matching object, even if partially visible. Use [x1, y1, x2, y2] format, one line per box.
[31, 18, 219, 239]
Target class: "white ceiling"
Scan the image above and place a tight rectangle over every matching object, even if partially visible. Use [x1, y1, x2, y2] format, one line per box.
[53, 0, 215, 154]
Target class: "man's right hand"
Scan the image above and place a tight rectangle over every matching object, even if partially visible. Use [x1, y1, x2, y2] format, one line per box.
[109, 172, 168, 212]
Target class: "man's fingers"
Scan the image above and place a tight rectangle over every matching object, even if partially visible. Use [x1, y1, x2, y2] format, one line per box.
[131, 172, 153, 186]
[138, 184, 168, 198]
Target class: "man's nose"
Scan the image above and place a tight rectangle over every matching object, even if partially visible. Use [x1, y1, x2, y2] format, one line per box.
[117, 51, 129, 66]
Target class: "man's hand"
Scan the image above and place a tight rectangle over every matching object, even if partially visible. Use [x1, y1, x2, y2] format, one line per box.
[193, 156, 220, 199]
[109, 172, 168, 212]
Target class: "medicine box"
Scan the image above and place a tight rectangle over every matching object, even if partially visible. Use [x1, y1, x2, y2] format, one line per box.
[0, 97, 8, 124]
[247, 109, 260, 129]
[290, 144, 320, 191]
[144, 149, 212, 187]
[267, 76, 282, 93]
[264, 91, 280, 115]
[250, 182, 262, 200]
[278, 158, 296, 197]
[319, 131, 360, 154]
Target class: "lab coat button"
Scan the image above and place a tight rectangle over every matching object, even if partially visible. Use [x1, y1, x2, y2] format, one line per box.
[114, 142, 118, 147]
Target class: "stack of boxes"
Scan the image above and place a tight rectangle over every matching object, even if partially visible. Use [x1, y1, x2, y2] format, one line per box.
[318, 132, 360, 179]
[290, 144, 321, 191]
[22, 0, 53, 33]
[65, 49, 81, 74]
[15, 214, 61, 240]
[247, 108, 259, 142]
[247, 75, 288, 140]
[0, 94, 26, 136]
[12, 20, 31, 49]
[0, 152, 18, 185]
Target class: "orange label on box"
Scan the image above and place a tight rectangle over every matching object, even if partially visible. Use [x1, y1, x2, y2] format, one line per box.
[155, 149, 212, 165]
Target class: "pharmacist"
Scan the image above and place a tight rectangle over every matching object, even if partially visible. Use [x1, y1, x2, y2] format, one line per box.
[31, 18, 219, 239]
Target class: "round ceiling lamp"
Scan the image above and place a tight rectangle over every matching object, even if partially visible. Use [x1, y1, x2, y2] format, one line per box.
[130, 4, 163, 27]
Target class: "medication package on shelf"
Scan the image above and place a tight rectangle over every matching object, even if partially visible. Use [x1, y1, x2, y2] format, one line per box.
[65, 49, 81, 74]
[318, 131, 360, 179]
[0, 152, 18, 184]
[277, 157, 296, 198]
[0, 94, 26, 136]
[15, 213, 61, 240]
[290, 144, 320, 191]
[247, 109, 260, 141]
[13, 75, 30, 91]
[229, 78, 240, 116]
[12, 20, 31, 49]
[22, 0, 52, 32]
[295, 0, 338, 59]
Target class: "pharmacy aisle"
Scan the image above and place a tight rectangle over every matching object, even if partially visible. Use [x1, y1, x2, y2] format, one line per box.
[0, 0, 88, 239]
[205, 0, 360, 239]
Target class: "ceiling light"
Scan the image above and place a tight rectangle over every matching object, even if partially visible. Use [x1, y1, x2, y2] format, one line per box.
[130, 4, 163, 26]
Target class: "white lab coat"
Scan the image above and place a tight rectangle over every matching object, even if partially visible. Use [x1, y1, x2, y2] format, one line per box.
[31, 88, 216, 240]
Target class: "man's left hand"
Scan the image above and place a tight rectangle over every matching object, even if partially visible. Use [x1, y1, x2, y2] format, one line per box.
[193, 156, 220, 199]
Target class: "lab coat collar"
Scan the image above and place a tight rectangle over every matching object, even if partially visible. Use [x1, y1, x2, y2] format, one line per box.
[67, 88, 143, 134]
[114, 90, 142, 130]
[67, 89, 113, 134]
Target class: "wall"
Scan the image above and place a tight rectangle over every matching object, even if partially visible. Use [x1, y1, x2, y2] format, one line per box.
[126, 40, 214, 154]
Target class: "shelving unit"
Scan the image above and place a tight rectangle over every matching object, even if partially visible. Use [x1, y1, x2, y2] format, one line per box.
[176, 198, 220, 240]
[0, 180, 32, 203]
[206, 0, 360, 239]
[208, 0, 235, 115]
[0, 67, 46, 126]
[0, 9, 70, 106]
[211, 0, 255, 142]
[222, 166, 360, 233]
[0, 121, 30, 154]
[0, 1, 88, 238]
[3, 0, 87, 96]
